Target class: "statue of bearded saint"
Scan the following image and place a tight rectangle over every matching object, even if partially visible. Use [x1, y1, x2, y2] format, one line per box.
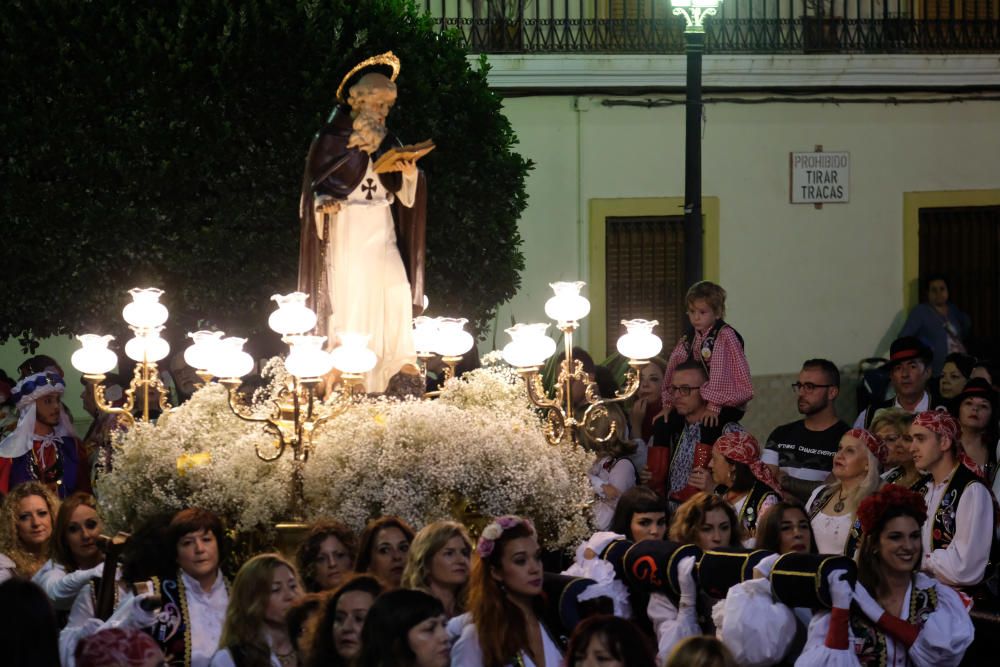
[298, 62, 427, 394]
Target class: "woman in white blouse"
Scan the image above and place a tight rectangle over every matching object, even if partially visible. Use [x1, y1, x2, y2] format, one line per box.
[797, 485, 974, 666]
[806, 429, 886, 556]
[450, 515, 562, 667]
[33, 492, 106, 614]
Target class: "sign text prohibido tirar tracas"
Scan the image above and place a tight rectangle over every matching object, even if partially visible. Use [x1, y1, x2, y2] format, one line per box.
[790, 151, 849, 204]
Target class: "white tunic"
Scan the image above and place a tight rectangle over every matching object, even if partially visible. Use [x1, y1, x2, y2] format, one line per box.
[450, 612, 563, 667]
[647, 592, 703, 665]
[920, 468, 994, 587]
[32, 559, 105, 610]
[588, 456, 636, 531]
[324, 158, 418, 392]
[795, 573, 974, 667]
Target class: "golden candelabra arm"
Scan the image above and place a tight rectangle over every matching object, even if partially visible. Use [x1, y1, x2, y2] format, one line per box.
[441, 356, 463, 381]
[84, 374, 136, 428]
[220, 379, 288, 462]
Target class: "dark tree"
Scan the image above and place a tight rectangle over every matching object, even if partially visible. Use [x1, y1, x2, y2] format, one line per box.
[1, 0, 529, 352]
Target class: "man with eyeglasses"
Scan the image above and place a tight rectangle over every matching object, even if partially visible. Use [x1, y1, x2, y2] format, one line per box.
[853, 336, 934, 430]
[762, 359, 850, 504]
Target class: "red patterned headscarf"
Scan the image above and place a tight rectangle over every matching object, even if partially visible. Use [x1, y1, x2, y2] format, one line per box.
[715, 430, 781, 492]
[912, 408, 961, 443]
[76, 628, 164, 667]
[845, 428, 888, 469]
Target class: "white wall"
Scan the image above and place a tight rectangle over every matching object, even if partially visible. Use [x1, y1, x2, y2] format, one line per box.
[491, 92, 1000, 376]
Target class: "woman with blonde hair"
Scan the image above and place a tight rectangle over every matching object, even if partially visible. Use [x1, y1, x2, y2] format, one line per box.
[665, 636, 737, 667]
[871, 409, 921, 489]
[805, 429, 886, 556]
[0, 480, 59, 581]
[33, 491, 106, 613]
[400, 520, 471, 617]
[211, 553, 303, 667]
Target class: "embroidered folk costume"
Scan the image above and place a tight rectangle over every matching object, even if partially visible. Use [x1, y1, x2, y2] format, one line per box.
[661, 319, 753, 418]
[0, 371, 89, 497]
[713, 431, 782, 543]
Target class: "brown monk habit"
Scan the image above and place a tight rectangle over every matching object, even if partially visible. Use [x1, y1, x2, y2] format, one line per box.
[297, 104, 427, 340]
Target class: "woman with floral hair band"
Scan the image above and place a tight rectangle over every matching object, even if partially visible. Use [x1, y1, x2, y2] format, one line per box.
[449, 515, 563, 667]
[709, 431, 781, 546]
[805, 429, 886, 557]
[796, 485, 974, 666]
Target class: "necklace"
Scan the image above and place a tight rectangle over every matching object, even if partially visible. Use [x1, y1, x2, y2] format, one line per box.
[833, 487, 847, 513]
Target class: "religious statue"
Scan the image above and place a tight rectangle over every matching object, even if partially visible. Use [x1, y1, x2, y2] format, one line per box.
[298, 52, 431, 392]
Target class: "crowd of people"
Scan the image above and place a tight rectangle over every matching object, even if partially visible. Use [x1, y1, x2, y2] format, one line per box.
[0, 276, 997, 667]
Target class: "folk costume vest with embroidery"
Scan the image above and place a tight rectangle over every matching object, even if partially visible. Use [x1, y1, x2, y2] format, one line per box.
[930, 464, 990, 550]
[148, 575, 197, 666]
[849, 583, 938, 666]
[737, 480, 780, 536]
[808, 485, 864, 557]
[883, 467, 931, 496]
[679, 319, 745, 376]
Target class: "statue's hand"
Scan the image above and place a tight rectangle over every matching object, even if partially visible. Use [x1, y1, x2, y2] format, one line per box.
[315, 196, 342, 216]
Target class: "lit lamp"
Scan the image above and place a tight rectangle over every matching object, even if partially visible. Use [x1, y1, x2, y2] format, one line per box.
[183, 330, 226, 384]
[71, 287, 174, 425]
[268, 292, 318, 337]
[503, 282, 661, 446]
[412, 316, 439, 378]
[328, 333, 377, 388]
[669, 0, 722, 286]
[432, 317, 475, 380]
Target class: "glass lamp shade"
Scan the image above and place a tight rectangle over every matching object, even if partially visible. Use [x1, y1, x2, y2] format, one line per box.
[616, 319, 663, 361]
[330, 332, 377, 374]
[184, 330, 225, 372]
[122, 288, 169, 329]
[268, 292, 318, 336]
[71, 334, 118, 375]
[284, 335, 335, 379]
[412, 316, 439, 355]
[433, 318, 474, 358]
[124, 328, 170, 363]
[502, 323, 557, 368]
[544, 281, 591, 323]
[207, 337, 255, 379]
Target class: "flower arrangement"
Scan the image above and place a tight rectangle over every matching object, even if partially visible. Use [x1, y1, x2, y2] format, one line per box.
[96, 359, 594, 549]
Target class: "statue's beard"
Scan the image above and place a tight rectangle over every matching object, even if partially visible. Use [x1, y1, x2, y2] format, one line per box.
[348, 110, 387, 154]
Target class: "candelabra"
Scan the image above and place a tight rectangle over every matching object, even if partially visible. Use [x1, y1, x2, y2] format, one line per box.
[502, 282, 663, 447]
[71, 288, 174, 426]
[412, 316, 475, 389]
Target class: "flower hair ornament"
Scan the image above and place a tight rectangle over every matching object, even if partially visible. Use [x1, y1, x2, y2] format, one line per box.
[857, 484, 927, 535]
[846, 427, 888, 469]
[476, 515, 535, 559]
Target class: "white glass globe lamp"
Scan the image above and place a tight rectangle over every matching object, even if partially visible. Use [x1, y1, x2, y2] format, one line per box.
[330, 333, 378, 375]
[284, 335, 335, 380]
[183, 330, 226, 373]
[544, 281, 590, 323]
[124, 328, 170, 363]
[502, 323, 557, 368]
[268, 292, 318, 336]
[122, 288, 169, 329]
[207, 337, 254, 380]
[412, 316, 440, 356]
[616, 319, 663, 361]
[71, 335, 118, 375]
[433, 318, 474, 358]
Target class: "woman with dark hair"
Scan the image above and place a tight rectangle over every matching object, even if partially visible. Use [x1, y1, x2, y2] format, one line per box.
[295, 519, 357, 592]
[304, 574, 384, 667]
[451, 515, 562, 666]
[285, 592, 324, 665]
[951, 378, 998, 483]
[355, 515, 414, 588]
[210, 553, 302, 667]
[797, 485, 974, 666]
[754, 501, 817, 555]
[565, 615, 657, 667]
[0, 578, 61, 667]
[357, 588, 450, 667]
[401, 520, 472, 617]
[609, 486, 669, 543]
[937, 352, 975, 401]
[33, 492, 106, 613]
[708, 431, 781, 545]
[900, 273, 971, 376]
[0, 480, 58, 582]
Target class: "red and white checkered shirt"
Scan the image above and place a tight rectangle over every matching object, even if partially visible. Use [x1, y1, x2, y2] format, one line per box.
[660, 325, 753, 414]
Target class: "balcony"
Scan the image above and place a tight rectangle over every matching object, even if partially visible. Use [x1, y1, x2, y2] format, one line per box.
[421, 0, 1000, 53]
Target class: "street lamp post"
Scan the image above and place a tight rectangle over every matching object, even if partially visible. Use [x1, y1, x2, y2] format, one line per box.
[670, 0, 722, 285]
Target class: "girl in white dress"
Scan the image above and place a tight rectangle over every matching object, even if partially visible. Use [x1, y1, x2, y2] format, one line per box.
[450, 516, 563, 667]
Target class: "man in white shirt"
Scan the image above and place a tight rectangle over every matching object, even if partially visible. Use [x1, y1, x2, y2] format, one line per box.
[855, 336, 933, 429]
[908, 408, 993, 588]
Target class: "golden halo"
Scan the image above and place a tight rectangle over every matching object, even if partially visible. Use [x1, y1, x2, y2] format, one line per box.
[336, 51, 401, 104]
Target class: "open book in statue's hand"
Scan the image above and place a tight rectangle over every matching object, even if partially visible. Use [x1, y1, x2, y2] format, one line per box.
[372, 139, 435, 173]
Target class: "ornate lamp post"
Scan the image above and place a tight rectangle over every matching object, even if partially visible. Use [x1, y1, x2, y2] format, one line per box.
[670, 0, 723, 285]
[502, 282, 662, 447]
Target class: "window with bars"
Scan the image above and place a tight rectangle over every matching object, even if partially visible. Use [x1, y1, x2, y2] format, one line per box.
[918, 204, 1000, 361]
[604, 215, 687, 357]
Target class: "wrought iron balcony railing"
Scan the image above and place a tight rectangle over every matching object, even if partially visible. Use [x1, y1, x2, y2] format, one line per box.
[422, 0, 1000, 53]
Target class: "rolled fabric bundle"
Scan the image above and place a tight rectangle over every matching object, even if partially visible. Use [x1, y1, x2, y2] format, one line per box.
[541, 572, 602, 642]
[598, 537, 634, 581]
[622, 539, 702, 596]
[697, 547, 775, 600]
[770, 552, 858, 610]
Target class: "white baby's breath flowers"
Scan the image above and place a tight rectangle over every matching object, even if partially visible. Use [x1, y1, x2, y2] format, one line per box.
[97, 359, 594, 549]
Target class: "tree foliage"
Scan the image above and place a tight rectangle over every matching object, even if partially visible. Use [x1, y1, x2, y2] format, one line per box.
[1, 0, 529, 352]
